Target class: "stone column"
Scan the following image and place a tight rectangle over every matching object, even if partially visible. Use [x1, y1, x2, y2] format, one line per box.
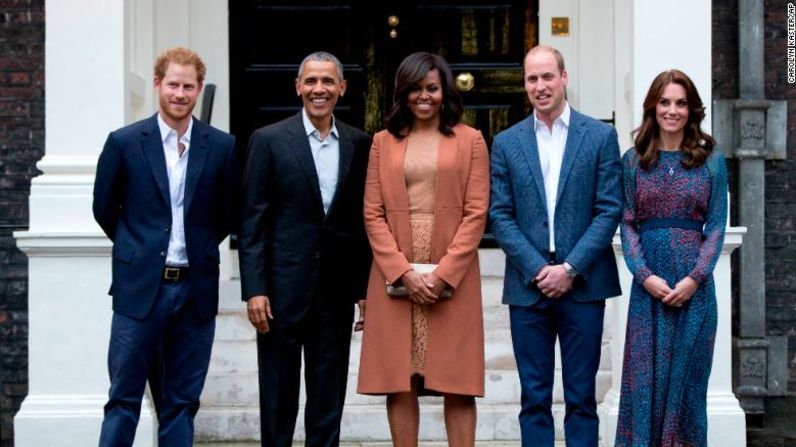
[13, 1, 155, 445]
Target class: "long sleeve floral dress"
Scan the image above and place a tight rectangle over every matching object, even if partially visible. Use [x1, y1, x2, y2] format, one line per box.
[615, 149, 728, 447]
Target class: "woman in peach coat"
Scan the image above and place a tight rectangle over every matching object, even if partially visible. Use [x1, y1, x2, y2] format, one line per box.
[357, 52, 489, 447]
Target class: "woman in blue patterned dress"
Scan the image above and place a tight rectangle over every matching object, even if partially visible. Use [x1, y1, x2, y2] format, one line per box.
[615, 70, 727, 447]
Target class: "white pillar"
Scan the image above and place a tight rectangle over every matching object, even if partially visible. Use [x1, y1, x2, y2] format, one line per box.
[13, 1, 155, 445]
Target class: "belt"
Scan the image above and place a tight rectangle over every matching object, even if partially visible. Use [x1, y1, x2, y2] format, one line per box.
[639, 218, 703, 233]
[163, 266, 190, 281]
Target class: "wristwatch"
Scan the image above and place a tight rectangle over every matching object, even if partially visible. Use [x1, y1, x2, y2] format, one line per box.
[562, 261, 578, 278]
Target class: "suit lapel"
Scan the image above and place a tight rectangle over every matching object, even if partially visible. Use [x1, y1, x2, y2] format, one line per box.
[517, 117, 547, 205]
[184, 119, 210, 213]
[556, 110, 585, 202]
[141, 115, 170, 207]
[326, 123, 353, 218]
[287, 114, 324, 212]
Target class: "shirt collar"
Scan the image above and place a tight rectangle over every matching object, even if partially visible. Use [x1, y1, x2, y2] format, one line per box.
[157, 113, 193, 144]
[302, 108, 338, 140]
[533, 102, 570, 132]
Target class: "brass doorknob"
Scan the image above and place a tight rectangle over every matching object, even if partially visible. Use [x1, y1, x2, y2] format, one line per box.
[455, 72, 475, 92]
[388, 15, 400, 39]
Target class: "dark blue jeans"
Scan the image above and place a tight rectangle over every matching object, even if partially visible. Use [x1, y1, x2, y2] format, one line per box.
[510, 295, 605, 447]
[99, 280, 215, 447]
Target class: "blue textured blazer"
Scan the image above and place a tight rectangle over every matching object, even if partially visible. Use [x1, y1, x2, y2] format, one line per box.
[93, 114, 238, 320]
[489, 108, 623, 306]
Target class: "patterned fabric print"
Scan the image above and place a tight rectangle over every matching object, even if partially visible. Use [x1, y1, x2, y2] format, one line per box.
[410, 215, 433, 375]
[615, 150, 728, 447]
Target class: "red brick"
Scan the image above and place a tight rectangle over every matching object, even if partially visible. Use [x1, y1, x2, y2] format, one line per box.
[9, 72, 29, 85]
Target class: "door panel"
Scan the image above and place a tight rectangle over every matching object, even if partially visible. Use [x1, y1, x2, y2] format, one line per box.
[230, 1, 370, 151]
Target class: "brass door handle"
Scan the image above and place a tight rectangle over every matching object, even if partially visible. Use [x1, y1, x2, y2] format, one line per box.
[455, 72, 475, 92]
[388, 15, 400, 39]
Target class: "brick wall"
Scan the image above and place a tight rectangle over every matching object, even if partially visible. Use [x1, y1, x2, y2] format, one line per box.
[714, 0, 796, 444]
[0, 1, 44, 445]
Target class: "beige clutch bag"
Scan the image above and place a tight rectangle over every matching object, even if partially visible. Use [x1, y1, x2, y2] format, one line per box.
[386, 263, 453, 298]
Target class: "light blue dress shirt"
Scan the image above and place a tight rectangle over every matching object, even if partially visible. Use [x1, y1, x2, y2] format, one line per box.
[302, 108, 340, 214]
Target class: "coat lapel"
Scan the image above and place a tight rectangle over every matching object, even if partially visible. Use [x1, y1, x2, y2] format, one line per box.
[556, 110, 585, 202]
[184, 119, 210, 213]
[385, 132, 413, 260]
[388, 132, 410, 212]
[140, 115, 170, 207]
[287, 114, 324, 212]
[517, 117, 547, 205]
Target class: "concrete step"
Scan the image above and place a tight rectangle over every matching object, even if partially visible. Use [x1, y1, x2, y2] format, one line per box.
[201, 369, 612, 408]
[194, 401, 607, 444]
[198, 443, 545, 446]
[195, 403, 524, 443]
[198, 443, 552, 446]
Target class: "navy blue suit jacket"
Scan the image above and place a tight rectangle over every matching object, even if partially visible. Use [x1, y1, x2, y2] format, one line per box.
[93, 114, 238, 320]
[489, 108, 623, 306]
[238, 113, 372, 325]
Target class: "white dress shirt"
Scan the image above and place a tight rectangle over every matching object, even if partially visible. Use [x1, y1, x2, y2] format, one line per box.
[302, 108, 340, 214]
[534, 103, 571, 253]
[157, 113, 192, 267]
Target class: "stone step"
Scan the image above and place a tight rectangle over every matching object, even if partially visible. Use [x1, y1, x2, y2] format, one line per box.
[195, 403, 586, 443]
[198, 443, 554, 446]
[201, 371, 612, 408]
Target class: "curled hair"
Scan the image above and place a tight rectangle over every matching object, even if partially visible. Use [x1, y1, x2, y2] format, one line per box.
[154, 47, 206, 84]
[633, 69, 715, 170]
[386, 52, 463, 138]
[298, 51, 344, 81]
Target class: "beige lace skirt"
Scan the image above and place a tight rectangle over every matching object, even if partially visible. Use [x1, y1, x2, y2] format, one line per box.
[409, 214, 433, 375]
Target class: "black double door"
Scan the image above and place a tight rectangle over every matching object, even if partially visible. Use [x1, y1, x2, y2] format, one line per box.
[230, 0, 538, 146]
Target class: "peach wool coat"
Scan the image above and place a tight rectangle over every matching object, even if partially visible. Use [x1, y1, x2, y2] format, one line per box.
[357, 124, 489, 397]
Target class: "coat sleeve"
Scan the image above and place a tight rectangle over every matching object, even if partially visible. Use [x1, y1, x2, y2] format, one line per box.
[238, 129, 271, 300]
[434, 132, 490, 289]
[363, 133, 412, 284]
[563, 126, 623, 276]
[488, 134, 550, 286]
[351, 133, 374, 301]
[92, 132, 125, 241]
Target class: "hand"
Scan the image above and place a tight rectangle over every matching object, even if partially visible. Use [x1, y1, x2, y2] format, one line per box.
[399, 270, 438, 305]
[534, 265, 574, 299]
[662, 276, 698, 308]
[354, 299, 366, 332]
[642, 275, 672, 300]
[247, 295, 273, 333]
[420, 272, 450, 300]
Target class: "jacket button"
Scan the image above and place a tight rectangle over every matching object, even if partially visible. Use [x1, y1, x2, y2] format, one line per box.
[164, 227, 170, 232]
[314, 252, 321, 259]
[160, 251, 166, 257]
[543, 221, 548, 227]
